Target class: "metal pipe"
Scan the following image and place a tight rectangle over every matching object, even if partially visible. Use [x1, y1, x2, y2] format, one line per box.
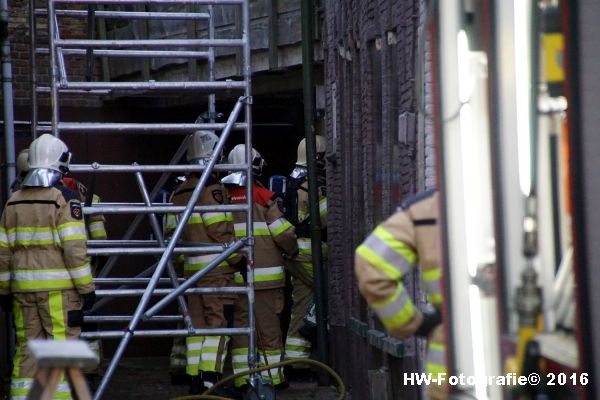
[35, 87, 111, 94]
[96, 136, 190, 279]
[82, 204, 248, 214]
[51, 122, 247, 132]
[86, 202, 248, 208]
[88, 240, 164, 246]
[63, 81, 247, 91]
[95, 277, 185, 284]
[54, 0, 244, 4]
[301, 0, 328, 365]
[81, 327, 251, 340]
[144, 240, 246, 318]
[84, 315, 183, 322]
[55, 38, 245, 48]
[37, 9, 211, 20]
[241, 0, 257, 378]
[93, 97, 244, 400]
[87, 245, 231, 256]
[29, 0, 37, 139]
[208, 4, 216, 124]
[134, 170, 192, 330]
[96, 286, 248, 297]
[47, 0, 59, 137]
[1, 0, 15, 193]
[70, 163, 246, 173]
[38, 48, 211, 58]
[54, 13, 67, 86]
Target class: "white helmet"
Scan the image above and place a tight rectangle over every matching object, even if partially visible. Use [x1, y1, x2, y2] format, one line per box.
[187, 130, 220, 164]
[22, 134, 71, 187]
[28, 134, 71, 173]
[296, 136, 326, 167]
[228, 144, 265, 177]
[16, 149, 30, 176]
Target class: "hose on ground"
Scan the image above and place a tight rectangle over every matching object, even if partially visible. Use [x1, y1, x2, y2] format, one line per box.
[172, 358, 345, 400]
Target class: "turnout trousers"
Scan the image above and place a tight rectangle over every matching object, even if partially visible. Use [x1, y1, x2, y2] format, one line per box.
[231, 287, 285, 387]
[11, 289, 82, 400]
[185, 270, 235, 376]
[283, 255, 313, 366]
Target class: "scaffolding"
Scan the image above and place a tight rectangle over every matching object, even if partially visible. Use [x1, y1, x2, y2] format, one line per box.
[28, 0, 256, 398]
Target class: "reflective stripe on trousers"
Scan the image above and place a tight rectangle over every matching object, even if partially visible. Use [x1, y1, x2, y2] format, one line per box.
[186, 335, 229, 375]
[284, 336, 311, 359]
[258, 350, 284, 385]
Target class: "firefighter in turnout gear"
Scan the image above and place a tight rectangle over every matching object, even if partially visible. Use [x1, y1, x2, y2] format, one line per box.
[62, 176, 107, 378]
[168, 131, 243, 394]
[222, 144, 299, 388]
[9, 149, 30, 195]
[0, 134, 96, 400]
[283, 136, 328, 377]
[354, 190, 447, 400]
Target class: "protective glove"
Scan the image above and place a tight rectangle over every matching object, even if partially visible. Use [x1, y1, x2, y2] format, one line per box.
[0, 295, 12, 313]
[415, 307, 442, 338]
[231, 256, 248, 282]
[81, 292, 96, 312]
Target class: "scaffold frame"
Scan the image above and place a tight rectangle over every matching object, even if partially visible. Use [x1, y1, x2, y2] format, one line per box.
[28, 0, 258, 398]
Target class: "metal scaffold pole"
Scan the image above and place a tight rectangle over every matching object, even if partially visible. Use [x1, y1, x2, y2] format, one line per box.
[29, 0, 256, 397]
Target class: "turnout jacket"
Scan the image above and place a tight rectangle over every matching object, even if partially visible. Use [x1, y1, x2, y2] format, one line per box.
[166, 175, 239, 276]
[0, 183, 95, 295]
[228, 185, 298, 290]
[355, 190, 441, 338]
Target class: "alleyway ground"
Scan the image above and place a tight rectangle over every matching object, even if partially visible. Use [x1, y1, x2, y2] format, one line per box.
[102, 357, 341, 400]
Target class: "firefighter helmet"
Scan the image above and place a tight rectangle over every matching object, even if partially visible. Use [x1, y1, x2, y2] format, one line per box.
[296, 136, 326, 167]
[22, 134, 71, 187]
[228, 144, 265, 177]
[187, 130, 220, 164]
[16, 149, 30, 177]
[28, 134, 71, 173]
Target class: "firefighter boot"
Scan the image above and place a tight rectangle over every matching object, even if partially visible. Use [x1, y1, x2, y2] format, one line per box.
[188, 375, 204, 394]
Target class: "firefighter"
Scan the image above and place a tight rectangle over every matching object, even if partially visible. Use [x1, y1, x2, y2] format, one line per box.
[222, 144, 299, 389]
[61, 176, 107, 381]
[354, 189, 447, 400]
[0, 134, 95, 400]
[283, 136, 328, 379]
[169, 131, 243, 394]
[9, 148, 30, 194]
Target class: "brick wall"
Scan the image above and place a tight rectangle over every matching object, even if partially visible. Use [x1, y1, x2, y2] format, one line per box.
[7, 0, 103, 110]
[322, 0, 433, 398]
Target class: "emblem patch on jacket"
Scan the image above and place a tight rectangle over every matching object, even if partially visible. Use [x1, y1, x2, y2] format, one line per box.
[212, 190, 224, 204]
[71, 203, 83, 220]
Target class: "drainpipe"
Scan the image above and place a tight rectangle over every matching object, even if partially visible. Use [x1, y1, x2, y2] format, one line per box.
[1, 0, 15, 195]
[0, 0, 14, 383]
[301, 0, 328, 364]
